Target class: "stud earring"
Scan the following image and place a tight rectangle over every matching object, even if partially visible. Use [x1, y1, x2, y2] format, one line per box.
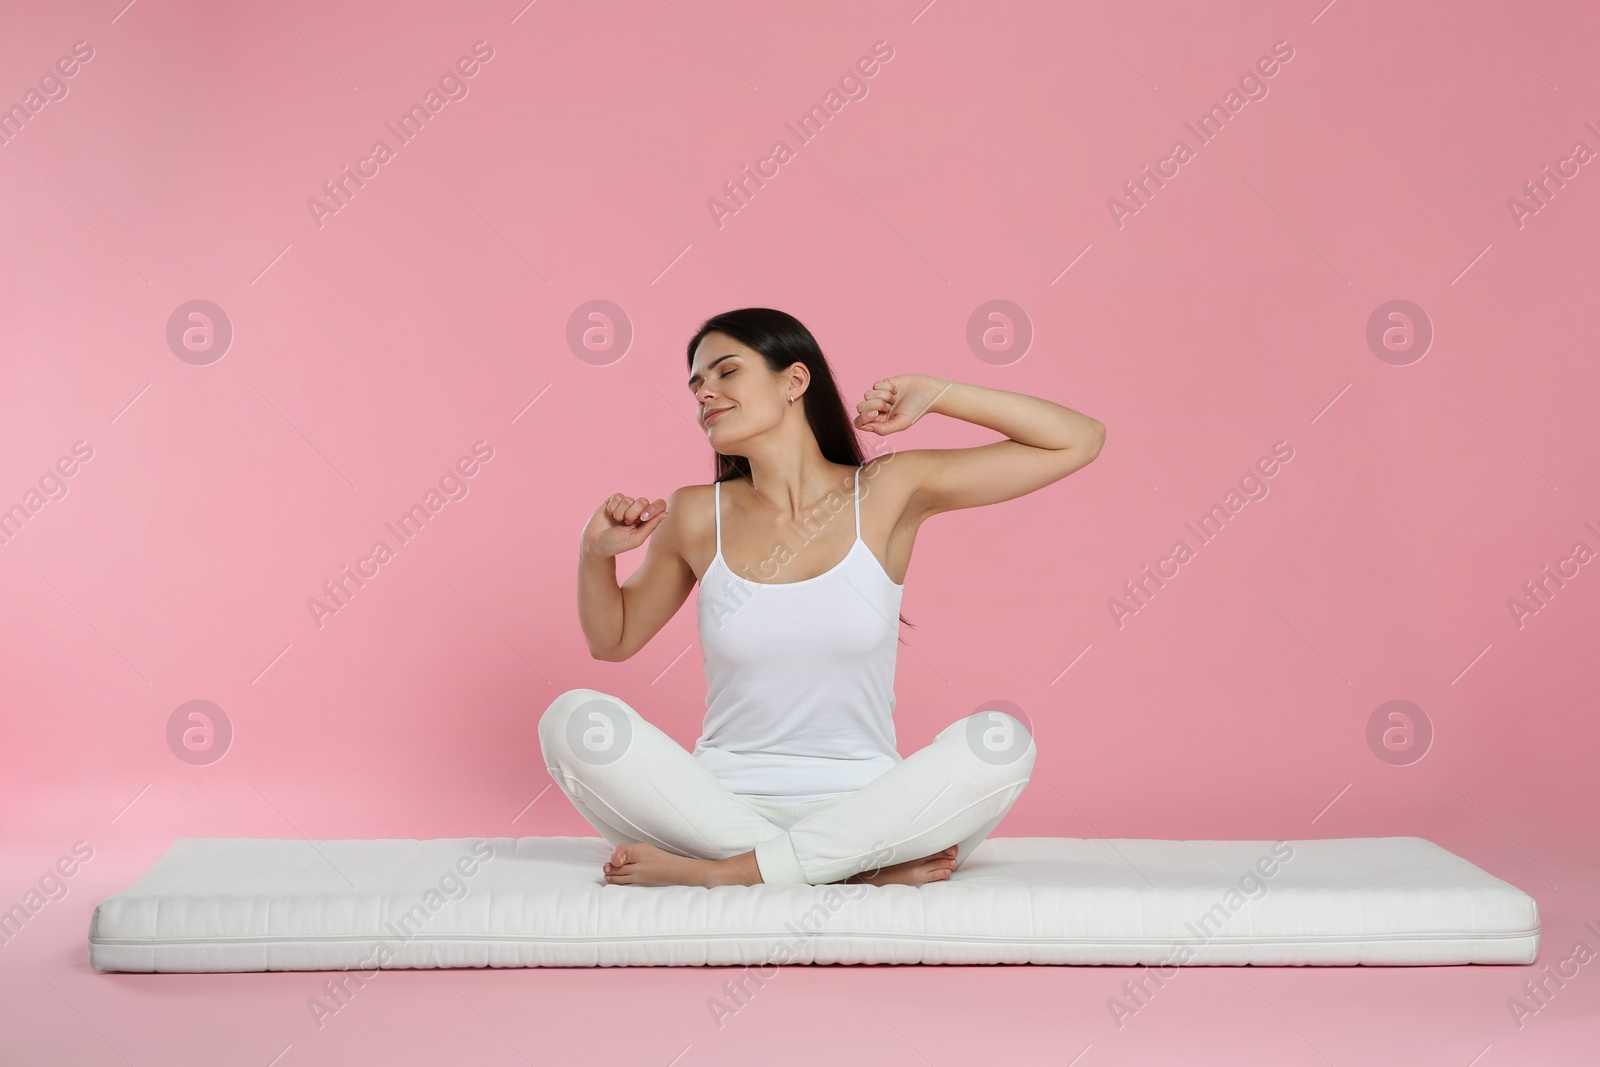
[788, 394, 795, 404]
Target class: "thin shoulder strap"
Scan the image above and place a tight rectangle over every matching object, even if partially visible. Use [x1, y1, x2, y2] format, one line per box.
[853, 466, 861, 540]
[714, 480, 722, 556]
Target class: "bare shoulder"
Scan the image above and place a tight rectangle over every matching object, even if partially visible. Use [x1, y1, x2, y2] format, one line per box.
[660, 483, 715, 580]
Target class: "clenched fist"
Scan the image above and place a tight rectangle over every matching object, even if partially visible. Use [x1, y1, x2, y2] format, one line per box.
[583, 493, 669, 558]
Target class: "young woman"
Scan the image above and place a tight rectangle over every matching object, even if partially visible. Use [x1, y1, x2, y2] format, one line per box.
[540, 307, 1104, 888]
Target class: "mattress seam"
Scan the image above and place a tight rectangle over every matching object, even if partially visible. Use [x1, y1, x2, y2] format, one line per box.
[87, 928, 1541, 947]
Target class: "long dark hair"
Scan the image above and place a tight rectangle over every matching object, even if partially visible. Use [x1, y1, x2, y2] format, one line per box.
[686, 307, 914, 635]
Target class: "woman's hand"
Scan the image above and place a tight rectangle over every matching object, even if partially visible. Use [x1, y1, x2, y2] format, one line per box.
[855, 374, 950, 436]
[583, 493, 669, 558]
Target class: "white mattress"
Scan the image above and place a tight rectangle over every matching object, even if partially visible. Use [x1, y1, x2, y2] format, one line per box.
[87, 835, 1539, 972]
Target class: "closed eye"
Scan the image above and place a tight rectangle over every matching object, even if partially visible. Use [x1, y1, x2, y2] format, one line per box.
[689, 360, 740, 393]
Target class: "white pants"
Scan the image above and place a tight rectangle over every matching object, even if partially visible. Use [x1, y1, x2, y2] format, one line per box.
[538, 687, 1036, 885]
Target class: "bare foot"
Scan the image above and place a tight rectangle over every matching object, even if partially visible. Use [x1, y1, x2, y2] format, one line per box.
[603, 842, 761, 887]
[840, 845, 959, 887]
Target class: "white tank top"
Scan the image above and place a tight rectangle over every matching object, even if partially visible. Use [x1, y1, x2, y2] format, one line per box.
[693, 466, 905, 802]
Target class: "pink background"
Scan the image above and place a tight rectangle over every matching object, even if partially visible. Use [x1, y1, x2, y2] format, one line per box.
[3, 0, 1597, 1063]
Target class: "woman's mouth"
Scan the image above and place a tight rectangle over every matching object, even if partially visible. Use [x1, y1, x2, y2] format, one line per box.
[704, 406, 732, 425]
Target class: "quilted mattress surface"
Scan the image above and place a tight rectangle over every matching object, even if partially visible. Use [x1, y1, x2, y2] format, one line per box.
[87, 835, 1539, 972]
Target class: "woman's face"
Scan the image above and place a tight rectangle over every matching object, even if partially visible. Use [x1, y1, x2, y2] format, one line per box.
[688, 332, 795, 446]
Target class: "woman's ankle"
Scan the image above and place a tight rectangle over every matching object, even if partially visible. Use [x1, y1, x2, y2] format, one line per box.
[717, 850, 763, 886]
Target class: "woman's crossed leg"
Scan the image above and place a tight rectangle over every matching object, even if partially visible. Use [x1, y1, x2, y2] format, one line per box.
[538, 687, 1036, 887]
